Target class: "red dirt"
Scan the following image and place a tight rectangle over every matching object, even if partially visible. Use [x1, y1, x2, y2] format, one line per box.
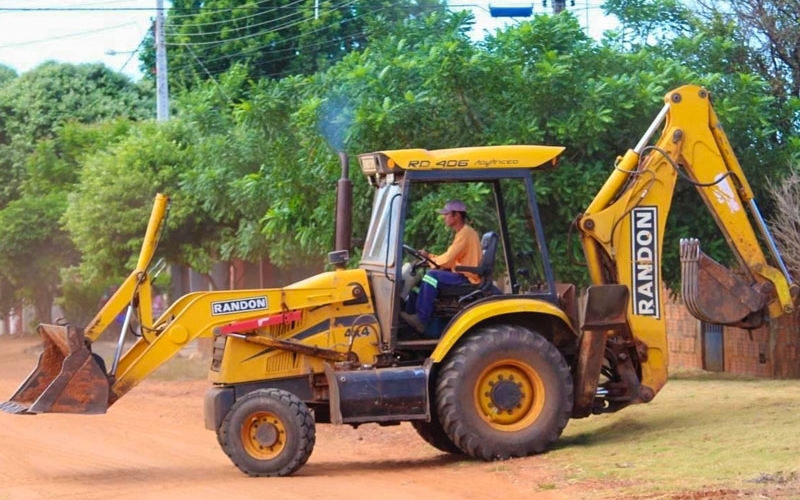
[0, 335, 588, 500]
[0, 334, 793, 500]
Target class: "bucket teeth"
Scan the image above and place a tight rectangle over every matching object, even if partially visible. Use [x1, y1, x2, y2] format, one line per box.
[680, 238, 767, 327]
[0, 400, 32, 414]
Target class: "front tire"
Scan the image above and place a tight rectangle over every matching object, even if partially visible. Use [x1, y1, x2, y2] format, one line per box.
[435, 324, 573, 460]
[218, 388, 316, 477]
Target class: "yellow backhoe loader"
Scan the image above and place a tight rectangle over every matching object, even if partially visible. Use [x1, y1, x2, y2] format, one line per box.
[3, 85, 796, 476]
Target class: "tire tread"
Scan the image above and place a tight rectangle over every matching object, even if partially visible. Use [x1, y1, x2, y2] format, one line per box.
[435, 325, 573, 460]
[218, 388, 316, 477]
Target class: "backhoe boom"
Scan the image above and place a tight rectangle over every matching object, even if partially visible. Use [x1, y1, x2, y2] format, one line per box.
[576, 84, 797, 402]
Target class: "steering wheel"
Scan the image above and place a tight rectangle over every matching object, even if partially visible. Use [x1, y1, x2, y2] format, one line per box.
[402, 244, 439, 268]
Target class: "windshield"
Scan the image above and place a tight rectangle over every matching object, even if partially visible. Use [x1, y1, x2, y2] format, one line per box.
[361, 183, 402, 266]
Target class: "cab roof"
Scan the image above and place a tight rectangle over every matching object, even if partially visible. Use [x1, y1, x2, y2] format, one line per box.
[357, 145, 564, 177]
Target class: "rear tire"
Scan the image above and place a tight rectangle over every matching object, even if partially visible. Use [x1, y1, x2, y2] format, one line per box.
[435, 324, 573, 460]
[218, 388, 315, 477]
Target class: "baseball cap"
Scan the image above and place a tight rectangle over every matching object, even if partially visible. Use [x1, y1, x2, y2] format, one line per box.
[438, 200, 467, 214]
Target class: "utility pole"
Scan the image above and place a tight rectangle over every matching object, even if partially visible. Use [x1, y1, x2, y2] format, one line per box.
[156, 0, 179, 305]
[155, 0, 170, 121]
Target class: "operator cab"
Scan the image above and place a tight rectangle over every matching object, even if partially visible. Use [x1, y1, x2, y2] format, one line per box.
[356, 146, 568, 348]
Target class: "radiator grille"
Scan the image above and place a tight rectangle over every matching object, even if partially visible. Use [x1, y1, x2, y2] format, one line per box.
[265, 351, 296, 373]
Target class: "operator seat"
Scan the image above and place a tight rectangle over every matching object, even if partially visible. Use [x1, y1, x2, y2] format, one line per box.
[438, 231, 499, 305]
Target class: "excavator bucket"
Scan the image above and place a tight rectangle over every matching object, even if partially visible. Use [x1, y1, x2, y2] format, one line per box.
[680, 238, 767, 328]
[1, 324, 109, 415]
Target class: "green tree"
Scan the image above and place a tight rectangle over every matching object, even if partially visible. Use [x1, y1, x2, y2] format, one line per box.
[0, 62, 153, 143]
[219, 10, 485, 266]
[58, 3, 796, 302]
[600, 0, 800, 285]
[603, 0, 692, 47]
[0, 63, 154, 327]
[176, 68, 346, 268]
[690, 0, 800, 100]
[0, 120, 137, 325]
[0, 62, 154, 207]
[64, 119, 234, 282]
[0, 64, 16, 87]
[140, 0, 445, 90]
[0, 193, 75, 324]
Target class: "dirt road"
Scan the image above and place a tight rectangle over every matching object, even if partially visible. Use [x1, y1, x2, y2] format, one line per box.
[0, 335, 607, 500]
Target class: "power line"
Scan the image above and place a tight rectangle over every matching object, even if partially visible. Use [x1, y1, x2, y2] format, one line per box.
[167, 0, 372, 51]
[168, 0, 358, 43]
[0, 4, 314, 12]
[164, 2, 389, 76]
[168, 0, 301, 29]
[0, 21, 137, 49]
[0, 7, 164, 11]
[118, 32, 149, 74]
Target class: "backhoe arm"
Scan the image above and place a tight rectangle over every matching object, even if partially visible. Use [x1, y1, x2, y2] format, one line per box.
[575, 85, 796, 407]
[581, 85, 795, 321]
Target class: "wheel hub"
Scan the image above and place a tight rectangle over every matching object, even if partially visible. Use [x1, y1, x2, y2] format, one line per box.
[242, 411, 287, 459]
[475, 362, 545, 430]
[491, 379, 523, 411]
[254, 421, 279, 447]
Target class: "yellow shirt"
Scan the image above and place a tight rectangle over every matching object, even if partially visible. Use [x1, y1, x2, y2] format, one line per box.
[432, 224, 482, 284]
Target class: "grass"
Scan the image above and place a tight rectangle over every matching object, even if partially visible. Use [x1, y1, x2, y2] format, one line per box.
[543, 374, 800, 497]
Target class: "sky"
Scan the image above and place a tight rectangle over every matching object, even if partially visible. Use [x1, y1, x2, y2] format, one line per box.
[0, 0, 156, 80]
[0, 1, 617, 82]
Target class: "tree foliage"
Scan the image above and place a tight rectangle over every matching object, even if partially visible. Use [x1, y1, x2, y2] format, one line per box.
[2, 2, 800, 326]
[63, 118, 225, 279]
[0, 63, 153, 325]
[0, 193, 75, 323]
[691, 0, 800, 100]
[767, 171, 800, 276]
[0, 62, 154, 207]
[0, 64, 16, 87]
[135, 7, 799, 288]
[603, 0, 692, 46]
[141, 0, 445, 91]
[601, 0, 799, 283]
[0, 62, 152, 142]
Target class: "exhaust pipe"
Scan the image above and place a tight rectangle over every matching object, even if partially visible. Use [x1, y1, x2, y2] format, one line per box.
[330, 152, 352, 269]
[335, 152, 352, 253]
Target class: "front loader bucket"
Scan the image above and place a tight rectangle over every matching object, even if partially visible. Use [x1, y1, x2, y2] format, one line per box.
[680, 238, 767, 328]
[1, 324, 109, 415]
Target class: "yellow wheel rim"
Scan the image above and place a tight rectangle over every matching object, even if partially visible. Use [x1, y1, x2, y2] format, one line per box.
[474, 359, 545, 432]
[241, 411, 287, 460]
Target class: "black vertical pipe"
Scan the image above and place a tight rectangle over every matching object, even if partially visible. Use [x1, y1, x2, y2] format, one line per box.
[335, 152, 352, 254]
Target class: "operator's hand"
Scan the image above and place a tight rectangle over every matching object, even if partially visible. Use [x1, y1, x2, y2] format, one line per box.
[419, 249, 430, 259]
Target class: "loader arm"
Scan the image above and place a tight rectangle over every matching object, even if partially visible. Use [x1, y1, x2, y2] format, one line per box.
[1, 194, 170, 415]
[3, 189, 376, 416]
[1, 193, 212, 414]
[574, 85, 797, 409]
[82, 193, 168, 343]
